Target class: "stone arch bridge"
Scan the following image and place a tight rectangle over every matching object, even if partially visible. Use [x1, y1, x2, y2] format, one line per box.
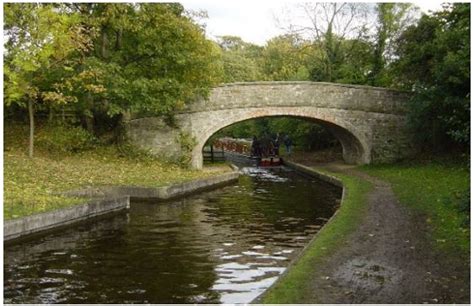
[126, 82, 416, 169]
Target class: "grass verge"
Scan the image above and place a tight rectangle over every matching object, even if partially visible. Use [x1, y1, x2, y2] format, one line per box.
[4, 124, 230, 220]
[261, 168, 372, 303]
[361, 160, 470, 256]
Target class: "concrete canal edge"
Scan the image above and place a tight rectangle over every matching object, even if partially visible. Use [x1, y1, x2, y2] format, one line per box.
[283, 160, 343, 188]
[4, 170, 240, 242]
[252, 160, 347, 303]
[62, 171, 240, 200]
[4, 196, 130, 242]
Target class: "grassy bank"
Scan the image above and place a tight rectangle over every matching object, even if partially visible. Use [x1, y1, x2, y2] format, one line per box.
[4, 124, 230, 220]
[261, 157, 469, 303]
[261, 169, 372, 303]
[362, 160, 470, 255]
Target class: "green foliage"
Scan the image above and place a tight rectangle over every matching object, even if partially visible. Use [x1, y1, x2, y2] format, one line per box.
[214, 117, 338, 152]
[394, 3, 470, 150]
[4, 3, 91, 156]
[261, 34, 311, 81]
[369, 3, 417, 86]
[4, 3, 223, 146]
[267, 118, 337, 151]
[176, 131, 198, 166]
[214, 119, 263, 140]
[216, 35, 264, 82]
[220, 51, 263, 82]
[4, 3, 89, 107]
[69, 3, 223, 119]
[36, 124, 97, 154]
[330, 39, 373, 85]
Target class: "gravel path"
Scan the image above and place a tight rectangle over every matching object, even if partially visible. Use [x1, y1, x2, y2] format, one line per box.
[299, 164, 469, 304]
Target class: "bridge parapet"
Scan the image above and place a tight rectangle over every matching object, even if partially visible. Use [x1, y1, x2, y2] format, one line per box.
[185, 82, 411, 115]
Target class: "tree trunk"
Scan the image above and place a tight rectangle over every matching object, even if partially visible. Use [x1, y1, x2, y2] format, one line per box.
[101, 26, 108, 58]
[114, 113, 126, 144]
[84, 92, 95, 134]
[28, 99, 34, 158]
[48, 106, 54, 122]
[432, 119, 439, 152]
[85, 116, 94, 134]
[115, 28, 123, 50]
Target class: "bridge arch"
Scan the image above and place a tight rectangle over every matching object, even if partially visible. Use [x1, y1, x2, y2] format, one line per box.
[190, 107, 371, 169]
[126, 82, 415, 169]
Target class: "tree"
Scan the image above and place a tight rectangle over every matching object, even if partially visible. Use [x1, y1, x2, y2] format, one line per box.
[394, 3, 470, 150]
[5, 3, 224, 154]
[261, 34, 311, 81]
[369, 3, 417, 86]
[333, 38, 373, 84]
[216, 36, 264, 82]
[4, 3, 90, 157]
[278, 3, 370, 82]
[69, 3, 223, 133]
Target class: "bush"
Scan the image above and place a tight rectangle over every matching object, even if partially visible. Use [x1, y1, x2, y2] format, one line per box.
[176, 132, 197, 167]
[36, 123, 97, 154]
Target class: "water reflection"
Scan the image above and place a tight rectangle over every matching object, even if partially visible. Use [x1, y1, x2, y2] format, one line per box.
[4, 167, 341, 303]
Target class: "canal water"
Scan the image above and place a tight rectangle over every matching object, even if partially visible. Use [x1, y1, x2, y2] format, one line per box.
[4, 167, 341, 304]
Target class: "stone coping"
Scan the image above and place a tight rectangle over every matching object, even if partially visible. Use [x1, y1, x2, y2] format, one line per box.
[216, 81, 411, 94]
[5, 170, 240, 242]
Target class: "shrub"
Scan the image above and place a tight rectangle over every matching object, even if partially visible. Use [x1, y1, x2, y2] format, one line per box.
[36, 123, 97, 154]
[176, 132, 197, 167]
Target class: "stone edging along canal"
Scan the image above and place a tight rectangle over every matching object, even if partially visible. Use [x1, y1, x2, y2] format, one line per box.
[4, 170, 240, 242]
[253, 160, 346, 303]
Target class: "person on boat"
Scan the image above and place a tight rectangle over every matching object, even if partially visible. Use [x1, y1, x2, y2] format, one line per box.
[273, 133, 281, 156]
[283, 134, 293, 155]
[251, 136, 262, 157]
[261, 133, 273, 157]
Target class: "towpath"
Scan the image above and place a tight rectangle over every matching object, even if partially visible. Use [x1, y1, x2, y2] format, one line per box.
[291, 162, 469, 303]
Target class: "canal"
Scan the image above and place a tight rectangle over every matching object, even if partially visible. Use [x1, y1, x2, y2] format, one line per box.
[4, 167, 341, 303]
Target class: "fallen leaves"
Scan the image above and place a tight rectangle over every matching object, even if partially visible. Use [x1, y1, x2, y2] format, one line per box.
[4, 143, 230, 220]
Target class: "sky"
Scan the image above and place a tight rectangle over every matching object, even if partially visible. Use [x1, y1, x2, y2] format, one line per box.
[180, 1, 447, 46]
